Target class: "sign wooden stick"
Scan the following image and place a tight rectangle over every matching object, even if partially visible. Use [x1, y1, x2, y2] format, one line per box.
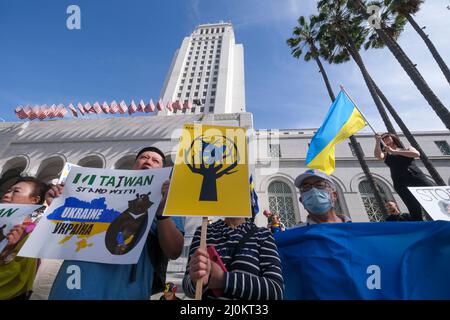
[195, 216, 209, 300]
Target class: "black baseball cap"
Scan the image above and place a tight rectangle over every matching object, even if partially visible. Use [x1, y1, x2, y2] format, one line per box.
[136, 146, 166, 165]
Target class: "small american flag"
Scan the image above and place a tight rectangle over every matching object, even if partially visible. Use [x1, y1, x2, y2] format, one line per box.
[84, 103, 92, 114]
[16, 105, 28, 119]
[110, 100, 118, 114]
[173, 101, 183, 110]
[156, 99, 164, 111]
[146, 99, 155, 112]
[38, 105, 48, 120]
[60, 106, 68, 118]
[118, 101, 127, 114]
[47, 104, 56, 118]
[77, 103, 85, 115]
[137, 100, 146, 112]
[93, 102, 102, 114]
[184, 101, 193, 109]
[57, 104, 66, 117]
[68, 103, 78, 117]
[24, 106, 32, 118]
[101, 102, 110, 113]
[128, 100, 137, 115]
[29, 106, 39, 120]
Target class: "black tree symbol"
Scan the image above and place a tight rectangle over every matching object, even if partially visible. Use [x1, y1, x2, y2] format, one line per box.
[185, 135, 239, 201]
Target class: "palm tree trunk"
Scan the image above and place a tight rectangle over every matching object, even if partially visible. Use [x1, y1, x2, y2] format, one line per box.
[405, 13, 450, 85]
[352, 0, 450, 131]
[314, 54, 389, 217]
[348, 135, 389, 217]
[312, 43, 336, 101]
[372, 80, 446, 186]
[345, 35, 397, 134]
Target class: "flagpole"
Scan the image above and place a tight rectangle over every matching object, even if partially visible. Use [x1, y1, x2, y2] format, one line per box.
[339, 85, 378, 134]
[340, 85, 386, 147]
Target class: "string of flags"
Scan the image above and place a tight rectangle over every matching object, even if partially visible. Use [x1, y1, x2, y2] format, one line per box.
[14, 99, 195, 120]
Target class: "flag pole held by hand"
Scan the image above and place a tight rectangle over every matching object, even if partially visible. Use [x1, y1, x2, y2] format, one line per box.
[195, 217, 209, 300]
[339, 85, 386, 147]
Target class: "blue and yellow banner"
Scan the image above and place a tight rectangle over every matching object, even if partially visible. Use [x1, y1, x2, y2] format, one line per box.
[306, 90, 366, 175]
[275, 221, 450, 299]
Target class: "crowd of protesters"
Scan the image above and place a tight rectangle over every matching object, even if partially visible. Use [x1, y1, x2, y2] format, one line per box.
[0, 133, 435, 300]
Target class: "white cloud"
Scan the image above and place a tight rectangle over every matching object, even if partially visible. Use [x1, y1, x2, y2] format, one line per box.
[187, 0, 201, 24]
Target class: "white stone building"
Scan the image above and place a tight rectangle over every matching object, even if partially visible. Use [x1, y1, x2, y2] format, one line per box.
[159, 22, 245, 115]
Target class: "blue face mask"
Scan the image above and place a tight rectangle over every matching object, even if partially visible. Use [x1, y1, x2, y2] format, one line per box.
[301, 187, 333, 215]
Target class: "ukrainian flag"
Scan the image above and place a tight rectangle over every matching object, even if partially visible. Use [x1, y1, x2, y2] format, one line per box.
[306, 90, 366, 175]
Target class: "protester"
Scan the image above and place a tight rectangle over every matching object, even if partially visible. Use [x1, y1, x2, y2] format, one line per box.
[294, 169, 351, 226]
[0, 177, 49, 300]
[374, 133, 433, 221]
[182, 217, 284, 300]
[159, 282, 180, 300]
[385, 201, 412, 221]
[47, 146, 185, 300]
[263, 209, 286, 233]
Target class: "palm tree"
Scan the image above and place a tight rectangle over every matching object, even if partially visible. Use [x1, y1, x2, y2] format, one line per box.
[287, 16, 336, 102]
[385, 0, 450, 85]
[348, 0, 450, 131]
[317, 0, 445, 186]
[317, 0, 396, 134]
[287, 15, 388, 216]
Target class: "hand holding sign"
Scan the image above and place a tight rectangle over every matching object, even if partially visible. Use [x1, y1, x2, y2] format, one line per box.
[0, 204, 42, 259]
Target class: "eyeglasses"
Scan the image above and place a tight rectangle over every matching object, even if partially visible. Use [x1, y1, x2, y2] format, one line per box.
[299, 181, 330, 193]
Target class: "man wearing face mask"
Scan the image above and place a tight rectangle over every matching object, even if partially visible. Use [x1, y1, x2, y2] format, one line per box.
[294, 169, 351, 226]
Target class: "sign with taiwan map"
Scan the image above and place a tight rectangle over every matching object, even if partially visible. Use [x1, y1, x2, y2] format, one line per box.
[18, 166, 171, 264]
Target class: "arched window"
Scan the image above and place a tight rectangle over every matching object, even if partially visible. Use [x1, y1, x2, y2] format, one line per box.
[114, 155, 135, 170]
[164, 154, 174, 167]
[358, 180, 390, 222]
[37, 156, 65, 184]
[331, 183, 346, 217]
[78, 155, 104, 168]
[0, 157, 28, 197]
[268, 181, 297, 227]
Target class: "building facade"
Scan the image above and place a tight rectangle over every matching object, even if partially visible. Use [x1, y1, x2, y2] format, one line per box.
[159, 22, 245, 115]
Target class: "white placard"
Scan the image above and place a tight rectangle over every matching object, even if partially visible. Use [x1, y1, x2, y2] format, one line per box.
[58, 162, 80, 184]
[0, 204, 42, 253]
[19, 166, 171, 264]
[408, 186, 450, 221]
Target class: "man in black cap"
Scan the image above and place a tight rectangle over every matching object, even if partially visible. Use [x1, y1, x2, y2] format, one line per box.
[294, 169, 351, 226]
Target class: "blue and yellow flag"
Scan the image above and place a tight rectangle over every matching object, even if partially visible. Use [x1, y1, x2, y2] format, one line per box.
[249, 175, 259, 218]
[306, 90, 366, 175]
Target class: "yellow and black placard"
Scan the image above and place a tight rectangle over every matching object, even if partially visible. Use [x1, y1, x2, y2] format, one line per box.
[164, 124, 251, 217]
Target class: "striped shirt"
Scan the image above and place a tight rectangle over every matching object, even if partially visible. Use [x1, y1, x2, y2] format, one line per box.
[182, 219, 284, 300]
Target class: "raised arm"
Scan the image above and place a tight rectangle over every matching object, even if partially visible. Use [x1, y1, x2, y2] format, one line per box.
[374, 134, 385, 160]
[155, 180, 184, 259]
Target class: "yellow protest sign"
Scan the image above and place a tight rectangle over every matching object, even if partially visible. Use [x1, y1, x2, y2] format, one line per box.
[164, 124, 251, 217]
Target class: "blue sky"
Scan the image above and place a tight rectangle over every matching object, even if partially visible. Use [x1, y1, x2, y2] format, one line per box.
[1, 0, 449, 132]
